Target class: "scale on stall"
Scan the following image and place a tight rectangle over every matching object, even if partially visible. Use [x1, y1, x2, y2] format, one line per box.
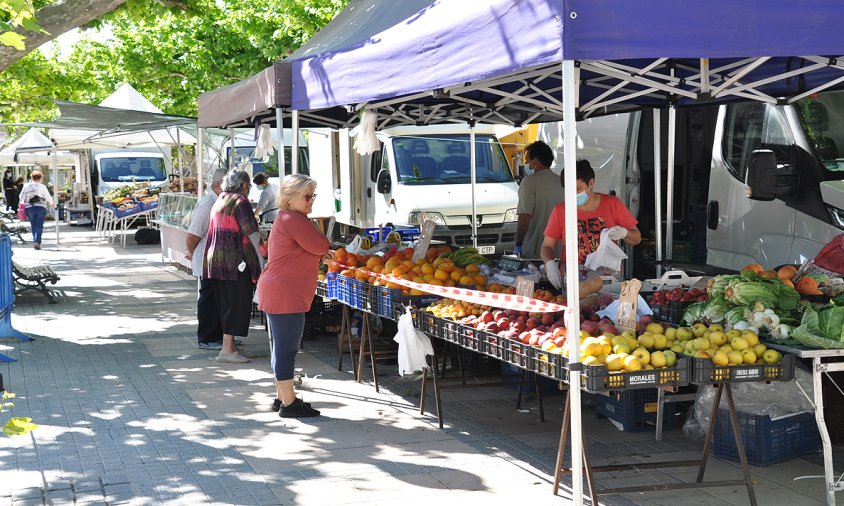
[490, 255, 542, 286]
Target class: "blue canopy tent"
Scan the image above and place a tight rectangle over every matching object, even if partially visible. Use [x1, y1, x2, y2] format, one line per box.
[200, 1, 844, 502]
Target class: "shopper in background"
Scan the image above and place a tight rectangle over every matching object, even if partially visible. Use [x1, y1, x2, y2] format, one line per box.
[514, 140, 563, 258]
[541, 159, 641, 289]
[18, 171, 55, 250]
[203, 169, 263, 363]
[185, 168, 231, 351]
[253, 172, 278, 223]
[3, 169, 17, 212]
[257, 174, 330, 418]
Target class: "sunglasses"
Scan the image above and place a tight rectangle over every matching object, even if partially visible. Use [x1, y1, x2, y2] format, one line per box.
[303, 193, 317, 202]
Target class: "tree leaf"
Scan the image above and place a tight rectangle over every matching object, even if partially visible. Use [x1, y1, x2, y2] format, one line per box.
[0, 31, 26, 50]
[3, 416, 38, 436]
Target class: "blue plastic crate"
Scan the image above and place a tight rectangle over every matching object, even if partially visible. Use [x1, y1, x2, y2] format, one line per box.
[712, 409, 820, 466]
[363, 226, 421, 243]
[326, 272, 339, 299]
[113, 204, 141, 218]
[595, 388, 684, 433]
[337, 275, 358, 307]
[375, 286, 439, 319]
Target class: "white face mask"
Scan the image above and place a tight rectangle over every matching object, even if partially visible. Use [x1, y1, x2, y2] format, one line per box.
[576, 191, 589, 206]
[523, 165, 534, 177]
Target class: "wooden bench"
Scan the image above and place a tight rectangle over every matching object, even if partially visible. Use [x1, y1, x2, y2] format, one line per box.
[1, 219, 28, 243]
[12, 260, 60, 303]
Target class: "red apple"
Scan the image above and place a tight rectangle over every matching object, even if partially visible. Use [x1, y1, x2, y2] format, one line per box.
[480, 311, 493, 323]
[541, 313, 555, 326]
[519, 331, 532, 344]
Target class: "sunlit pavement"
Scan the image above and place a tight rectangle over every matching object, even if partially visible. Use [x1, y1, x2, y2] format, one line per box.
[0, 224, 836, 505]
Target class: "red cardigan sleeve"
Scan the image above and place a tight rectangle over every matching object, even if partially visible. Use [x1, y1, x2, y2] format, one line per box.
[288, 213, 330, 256]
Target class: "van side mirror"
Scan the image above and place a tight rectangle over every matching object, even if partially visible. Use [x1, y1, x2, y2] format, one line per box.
[744, 149, 797, 201]
[376, 169, 391, 194]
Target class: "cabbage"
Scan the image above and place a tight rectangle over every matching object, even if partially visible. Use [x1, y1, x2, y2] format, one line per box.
[792, 305, 844, 349]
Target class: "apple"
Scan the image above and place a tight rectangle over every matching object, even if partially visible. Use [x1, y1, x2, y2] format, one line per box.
[526, 318, 541, 330]
[693, 349, 712, 359]
[605, 354, 624, 372]
[528, 333, 542, 346]
[693, 337, 711, 350]
[480, 311, 494, 323]
[741, 349, 757, 364]
[632, 347, 651, 365]
[613, 342, 631, 355]
[691, 323, 708, 338]
[708, 331, 727, 347]
[639, 314, 655, 326]
[519, 331, 532, 344]
[676, 327, 693, 341]
[730, 336, 749, 351]
[664, 327, 677, 341]
[663, 350, 677, 367]
[512, 321, 526, 333]
[752, 343, 767, 357]
[653, 334, 668, 350]
[553, 327, 567, 338]
[553, 336, 567, 348]
[727, 351, 744, 365]
[496, 318, 510, 331]
[637, 334, 655, 349]
[650, 351, 667, 368]
[712, 351, 729, 366]
[623, 355, 643, 372]
[541, 313, 555, 326]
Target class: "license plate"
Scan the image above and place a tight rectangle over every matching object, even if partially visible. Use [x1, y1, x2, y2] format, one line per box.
[478, 245, 496, 255]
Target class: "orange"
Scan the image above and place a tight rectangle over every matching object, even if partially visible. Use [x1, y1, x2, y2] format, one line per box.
[450, 270, 464, 282]
[741, 263, 764, 274]
[391, 267, 406, 277]
[421, 264, 435, 275]
[415, 258, 427, 266]
[459, 275, 475, 285]
[422, 273, 435, 282]
[439, 262, 455, 273]
[385, 282, 401, 289]
[366, 256, 383, 269]
[777, 265, 798, 280]
[334, 248, 348, 263]
[428, 278, 444, 286]
[474, 274, 487, 285]
[466, 263, 480, 273]
[355, 269, 368, 281]
[434, 269, 450, 281]
[444, 279, 456, 287]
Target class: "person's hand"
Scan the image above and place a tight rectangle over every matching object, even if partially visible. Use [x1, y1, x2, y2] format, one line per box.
[512, 245, 522, 257]
[608, 226, 628, 241]
[544, 260, 562, 289]
[184, 249, 193, 260]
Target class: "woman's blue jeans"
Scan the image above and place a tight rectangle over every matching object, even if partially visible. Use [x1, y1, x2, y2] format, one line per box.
[26, 206, 47, 244]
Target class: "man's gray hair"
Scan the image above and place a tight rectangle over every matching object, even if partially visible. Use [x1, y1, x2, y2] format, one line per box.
[206, 168, 227, 189]
[222, 169, 251, 193]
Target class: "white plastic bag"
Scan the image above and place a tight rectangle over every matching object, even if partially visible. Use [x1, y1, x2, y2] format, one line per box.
[345, 235, 363, 255]
[356, 109, 381, 156]
[584, 228, 628, 272]
[393, 306, 434, 376]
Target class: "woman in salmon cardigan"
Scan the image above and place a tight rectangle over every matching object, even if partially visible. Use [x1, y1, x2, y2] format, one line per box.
[257, 174, 331, 418]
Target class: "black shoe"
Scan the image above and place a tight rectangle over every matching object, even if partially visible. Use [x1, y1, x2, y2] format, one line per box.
[272, 398, 311, 412]
[279, 398, 320, 418]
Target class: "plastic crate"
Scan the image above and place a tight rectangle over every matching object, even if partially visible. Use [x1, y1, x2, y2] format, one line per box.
[581, 357, 691, 392]
[113, 204, 141, 218]
[363, 226, 421, 243]
[712, 409, 820, 466]
[503, 341, 535, 371]
[139, 200, 158, 212]
[483, 333, 507, 359]
[436, 318, 462, 344]
[316, 279, 329, 298]
[534, 348, 567, 380]
[459, 324, 484, 352]
[376, 286, 439, 319]
[595, 388, 685, 432]
[326, 272, 339, 299]
[688, 353, 795, 384]
[415, 310, 439, 336]
[650, 300, 691, 324]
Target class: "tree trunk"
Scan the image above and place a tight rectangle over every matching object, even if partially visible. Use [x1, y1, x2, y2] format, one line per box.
[0, 0, 128, 72]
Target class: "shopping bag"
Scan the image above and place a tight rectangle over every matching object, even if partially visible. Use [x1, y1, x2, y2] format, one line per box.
[584, 228, 627, 272]
[393, 305, 434, 376]
[16, 203, 27, 222]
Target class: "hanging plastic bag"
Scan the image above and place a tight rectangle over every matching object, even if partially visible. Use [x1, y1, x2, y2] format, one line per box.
[17, 203, 27, 222]
[393, 305, 434, 376]
[355, 109, 381, 156]
[584, 228, 628, 272]
[345, 235, 363, 255]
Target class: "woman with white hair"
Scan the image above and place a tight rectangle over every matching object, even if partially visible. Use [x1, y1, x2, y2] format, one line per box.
[203, 169, 263, 363]
[18, 170, 55, 250]
[257, 174, 331, 418]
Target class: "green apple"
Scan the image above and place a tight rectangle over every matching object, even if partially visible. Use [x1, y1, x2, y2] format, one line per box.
[638, 334, 655, 349]
[712, 351, 729, 366]
[762, 349, 781, 364]
[664, 327, 677, 341]
[741, 349, 757, 364]
[709, 331, 727, 347]
[727, 351, 744, 365]
[653, 334, 668, 350]
[676, 327, 693, 341]
[650, 351, 667, 368]
[670, 344, 684, 354]
[731, 336, 749, 351]
[693, 337, 711, 350]
[691, 323, 708, 338]
[632, 347, 651, 366]
[663, 350, 677, 367]
[709, 324, 724, 332]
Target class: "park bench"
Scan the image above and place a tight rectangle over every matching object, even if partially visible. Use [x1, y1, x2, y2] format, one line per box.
[0, 219, 28, 243]
[12, 260, 60, 303]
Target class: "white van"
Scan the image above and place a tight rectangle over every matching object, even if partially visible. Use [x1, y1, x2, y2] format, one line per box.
[314, 124, 519, 254]
[539, 94, 844, 274]
[222, 130, 310, 204]
[93, 151, 168, 196]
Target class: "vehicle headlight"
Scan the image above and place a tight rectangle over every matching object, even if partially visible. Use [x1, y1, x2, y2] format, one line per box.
[409, 211, 446, 226]
[829, 206, 844, 229]
[504, 208, 518, 222]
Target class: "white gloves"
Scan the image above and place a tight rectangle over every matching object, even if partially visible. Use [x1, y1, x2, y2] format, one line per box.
[607, 225, 628, 241]
[545, 260, 562, 289]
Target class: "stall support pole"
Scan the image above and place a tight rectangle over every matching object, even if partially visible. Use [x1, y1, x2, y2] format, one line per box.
[469, 123, 477, 249]
[275, 108, 286, 176]
[292, 111, 300, 175]
[420, 348, 443, 428]
[561, 59, 584, 504]
[815, 358, 839, 506]
[196, 126, 205, 198]
[666, 105, 677, 261]
[653, 109, 663, 276]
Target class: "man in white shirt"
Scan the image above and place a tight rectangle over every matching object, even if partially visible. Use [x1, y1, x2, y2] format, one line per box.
[253, 172, 278, 223]
[515, 141, 563, 258]
[185, 169, 228, 350]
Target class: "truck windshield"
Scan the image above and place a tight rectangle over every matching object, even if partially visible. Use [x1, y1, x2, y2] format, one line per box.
[393, 134, 513, 185]
[101, 157, 166, 182]
[229, 146, 310, 176]
[795, 90, 844, 179]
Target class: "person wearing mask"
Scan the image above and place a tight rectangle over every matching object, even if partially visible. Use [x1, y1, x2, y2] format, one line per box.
[253, 172, 278, 223]
[514, 140, 563, 258]
[3, 169, 17, 212]
[185, 168, 236, 351]
[540, 159, 641, 290]
[257, 174, 331, 418]
[18, 171, 55, 250]
[203, 170, 264, 363]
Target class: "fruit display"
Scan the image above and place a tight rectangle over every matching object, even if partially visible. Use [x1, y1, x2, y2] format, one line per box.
[649, 287, 707, 305]
[575, 316, 677, 372]
[165, 176, 198, 194]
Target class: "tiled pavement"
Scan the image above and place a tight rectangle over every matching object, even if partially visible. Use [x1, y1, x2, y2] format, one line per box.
[0, 225, 840, 505]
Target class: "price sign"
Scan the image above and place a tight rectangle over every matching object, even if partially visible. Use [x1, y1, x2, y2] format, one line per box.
[411, 220, 437, 262]
[515, 276, 535, 298]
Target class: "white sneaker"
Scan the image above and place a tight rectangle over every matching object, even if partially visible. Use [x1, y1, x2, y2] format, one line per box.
[216, 351, 250, 363]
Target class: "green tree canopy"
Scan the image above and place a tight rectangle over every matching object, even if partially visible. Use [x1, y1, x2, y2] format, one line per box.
[0, 0, 348, 131]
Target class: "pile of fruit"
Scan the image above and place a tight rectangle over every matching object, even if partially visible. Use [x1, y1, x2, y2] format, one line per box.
[165, 177, 198, 194]
[649, 286, 707, 305]
[457, 308, 568, 352]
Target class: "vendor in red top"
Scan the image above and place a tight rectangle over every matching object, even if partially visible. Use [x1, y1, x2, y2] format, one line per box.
[257, 174, 332, 419]
[540, 159, 641, 289]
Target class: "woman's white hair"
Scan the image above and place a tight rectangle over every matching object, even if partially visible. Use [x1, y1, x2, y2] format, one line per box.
[278, 174, 316, 211]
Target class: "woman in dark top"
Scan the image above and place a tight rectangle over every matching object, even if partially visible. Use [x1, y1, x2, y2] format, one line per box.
[3, 170, 17, 211]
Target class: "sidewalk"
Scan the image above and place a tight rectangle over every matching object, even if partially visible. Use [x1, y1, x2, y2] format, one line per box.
[0, 225, 837, 505]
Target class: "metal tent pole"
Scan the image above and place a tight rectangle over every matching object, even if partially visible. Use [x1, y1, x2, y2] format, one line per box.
[666, 105, 677, 263]
[653, 110, 663, 276]
[275, 108, 286, 176]
[196, 125, 204, 198]
[562, 59, 583, 505]
[292, 110, 300, 175]
[52, 147, 60, 247]
[469, 122, 477, 248]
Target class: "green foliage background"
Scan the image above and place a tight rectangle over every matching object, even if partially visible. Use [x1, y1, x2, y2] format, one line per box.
[0, 0, 349, 130]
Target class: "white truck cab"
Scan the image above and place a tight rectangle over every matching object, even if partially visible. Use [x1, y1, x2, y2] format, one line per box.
[325, 124, 519, 254]
[93, 151, 168, 196]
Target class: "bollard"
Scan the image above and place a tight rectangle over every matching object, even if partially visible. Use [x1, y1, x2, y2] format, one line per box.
[0, 234, 31, 362]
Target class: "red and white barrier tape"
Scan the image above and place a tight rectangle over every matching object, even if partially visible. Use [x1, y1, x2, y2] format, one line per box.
[335, 265, 568, 313]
